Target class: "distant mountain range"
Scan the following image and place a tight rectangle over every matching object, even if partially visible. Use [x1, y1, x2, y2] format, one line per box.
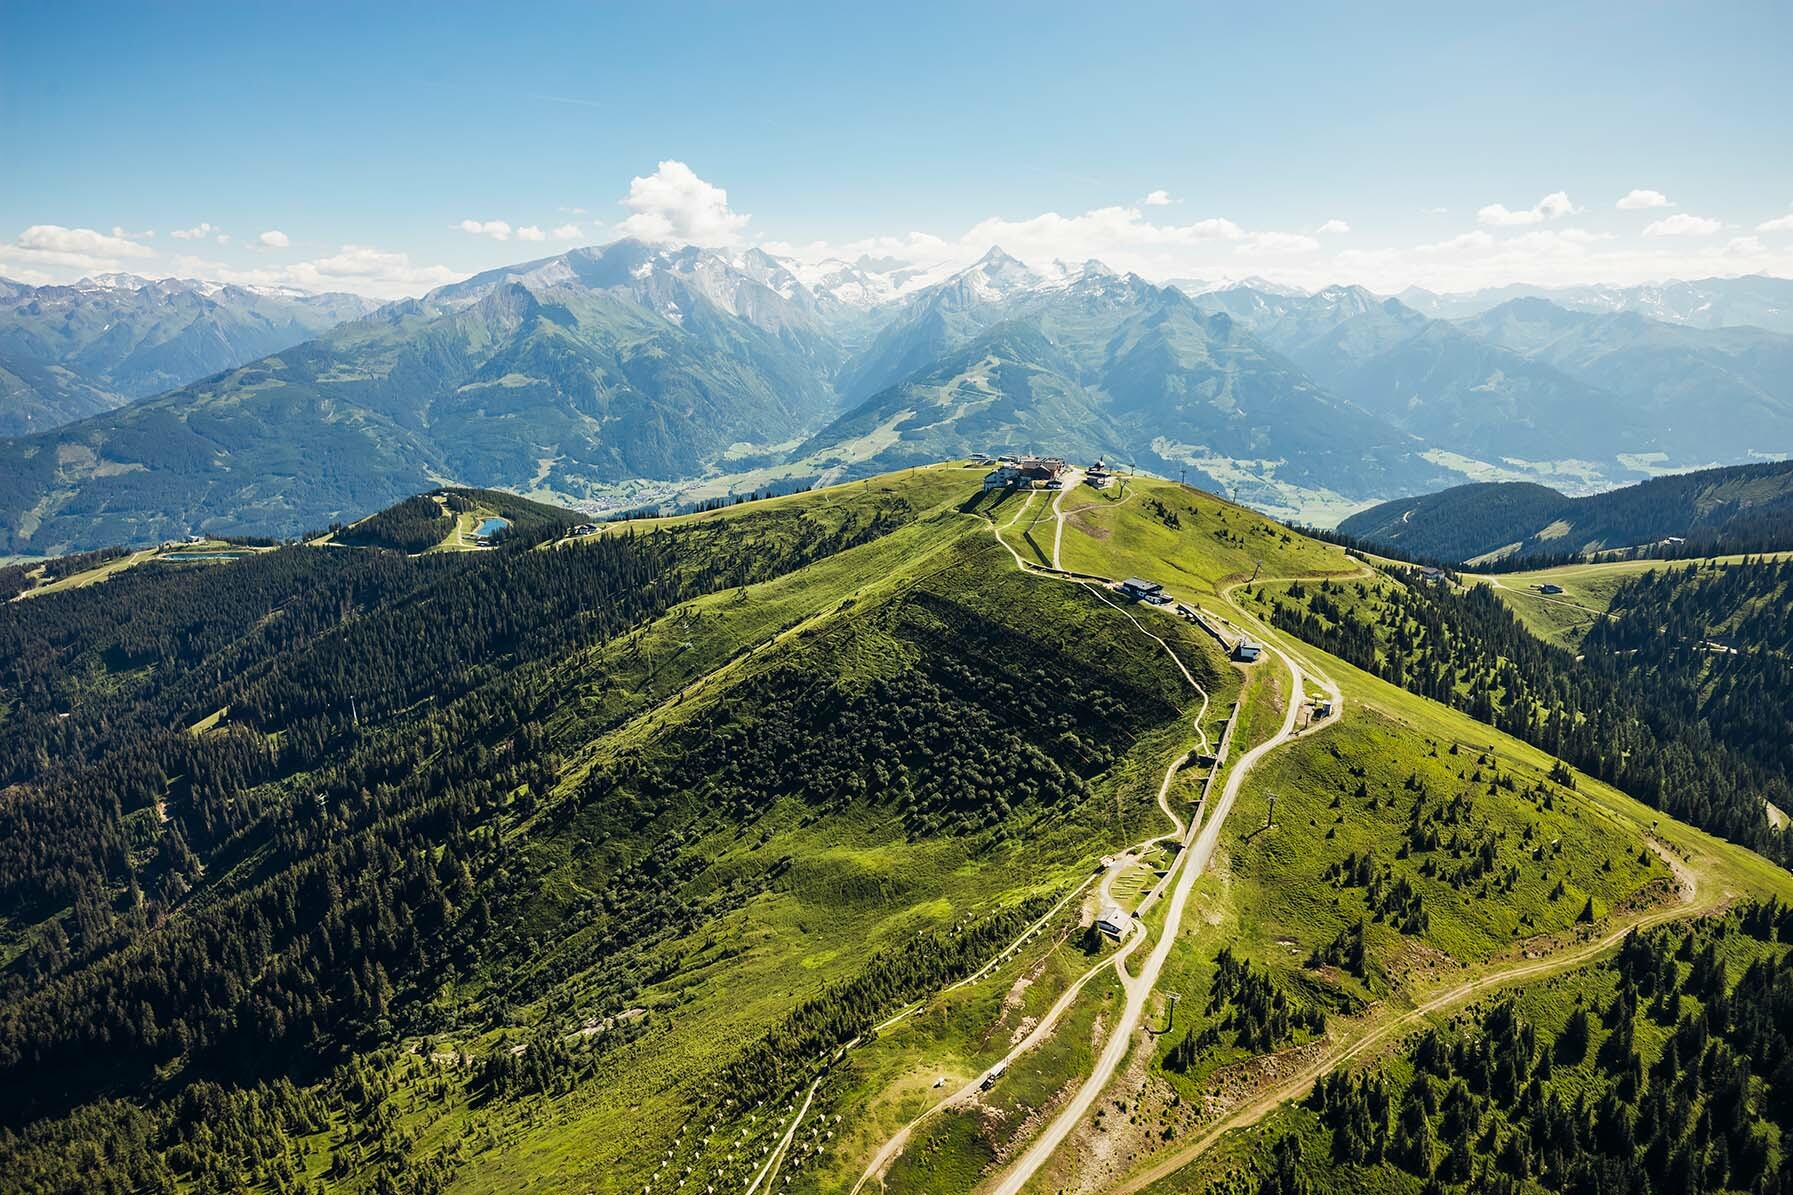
[795, 251, 1437, 508]
[0, 274, 376, 435]
[1394, 274, 1793, 334]
[1186, 283, 1793, 467]
[0, 247, 1789, 555]
[1336, 458, 1793, 563]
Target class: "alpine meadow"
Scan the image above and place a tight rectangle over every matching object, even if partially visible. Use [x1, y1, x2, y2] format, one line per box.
[5, 5, 1793, 1195]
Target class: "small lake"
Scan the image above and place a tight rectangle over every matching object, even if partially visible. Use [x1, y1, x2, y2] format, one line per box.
[474, 517, 510, 539]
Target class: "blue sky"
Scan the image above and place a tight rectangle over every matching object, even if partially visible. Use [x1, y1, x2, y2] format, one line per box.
[4, 0, 1791, 297]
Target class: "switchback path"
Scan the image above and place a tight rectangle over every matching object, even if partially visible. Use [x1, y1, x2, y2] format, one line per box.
[851, 506, 1343, 1194]
[1105, 563, 1734, 1195]
[1112, 842, 1710, 1194]
[852, 502, 1231, 1195]
[986, 633, 1327, 1195]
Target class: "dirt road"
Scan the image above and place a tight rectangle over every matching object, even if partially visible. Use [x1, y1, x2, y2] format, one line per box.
[986, 636, 1326, 1195]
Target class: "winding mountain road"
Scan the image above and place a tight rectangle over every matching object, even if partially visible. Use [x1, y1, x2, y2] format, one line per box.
[853, 492, 1344, 1194]
[986, 634, 1330, 1195]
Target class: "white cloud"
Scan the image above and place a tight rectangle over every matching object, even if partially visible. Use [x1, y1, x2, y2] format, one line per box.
[1477, 191, 1580, 226]
[1328, 222, 1793, 294]
[750, 170, 1793, 294]
[1416, 230, 1496, 255]
[17, 224, 154, 258]
[170, 244, 463, 301]
[1616, 189, 1673, 210]
[113, 226, 154, 239]
[516, 225, 546, 242]
[0, 224, 157, 276]
[1422, 207, 1449, 215]
[1238, 231, 1320, 256]
[1142, 189, 1176, 206]
[1316, 219, 1350, 235]
[1643, 213, 1722, 237]
[457, 219, 513, 241]
[617, 160, 751, 245]
[171, 222, 218, 240]
[215, 233, 231, 246]
[552, 223, 583, 240]
[1757, 212, 1793, 234]
[258, 229, 290, 248]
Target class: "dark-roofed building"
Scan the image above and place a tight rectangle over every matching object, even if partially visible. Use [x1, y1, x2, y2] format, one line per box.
[1119, 577, 1164, 601]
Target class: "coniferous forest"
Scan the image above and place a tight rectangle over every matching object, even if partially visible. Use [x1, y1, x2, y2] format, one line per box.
[1247, 902, 1793, 1195]
[1258, 560, 1793, 868]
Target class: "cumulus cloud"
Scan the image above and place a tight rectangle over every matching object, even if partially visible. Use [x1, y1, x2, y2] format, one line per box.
[1758, 211, 1793, 234]
[754, 169, 1793, 294]
[552, 223, 583, 240]
[457, 219, 513, 240]
[1238, 231, 1320, 256]
[1142, 189, 1176, 206]
[1477, 191, 1580, 226]
[516, 225, 546, 242]
[1329, 220, 1793, 293]
[171, 222, 218, 240]
[258, 229, 290, 248]
[1616, 189, 1672, 210]
[18, 224, 155, 258]
[1316, 219, 1351, 235]
[0, 224, 157, 275]
[617, 160, 751, 245]
[169, 244, 464, 301]
[1643, 213, 1722, 237]
[1416, 230, 1496, 255]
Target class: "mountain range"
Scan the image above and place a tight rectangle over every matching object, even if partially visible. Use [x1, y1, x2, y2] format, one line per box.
[1395, 273, 1793, 333]
[0, 274, 376, 436]
[1, 246, 1790, 555]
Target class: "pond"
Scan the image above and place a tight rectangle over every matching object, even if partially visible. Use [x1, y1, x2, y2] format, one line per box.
[474, 516, 510, 539]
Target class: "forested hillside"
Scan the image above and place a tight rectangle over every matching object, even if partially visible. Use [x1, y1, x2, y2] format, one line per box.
[1338, 459, 1793, 564]
[0, 465, 1242, 1191]
[1230, 902, 1793, 1194]
[1251, 560, 1793, 866]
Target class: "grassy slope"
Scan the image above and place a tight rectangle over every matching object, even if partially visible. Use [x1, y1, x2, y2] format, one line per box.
[346, 465, 1233, 1193]
[1098, 564, 1793, 1193]
[824, 478, 1793, 1193]
[1053, 475, 1349, 601]
[733, 478, 1793, 1195]
[1470, 551, 1793, 648]
[803, 471, 1770, 1194]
